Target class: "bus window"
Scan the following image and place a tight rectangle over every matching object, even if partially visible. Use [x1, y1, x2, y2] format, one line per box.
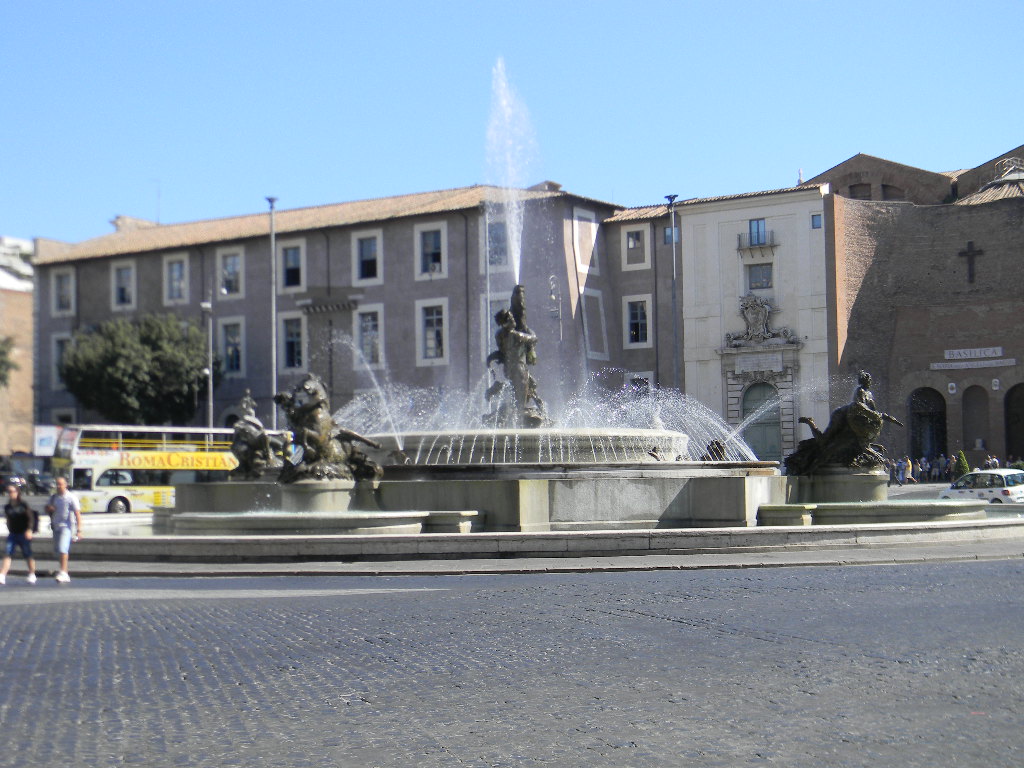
[72, 468, 94, 491]
[97, 469, 133, 487]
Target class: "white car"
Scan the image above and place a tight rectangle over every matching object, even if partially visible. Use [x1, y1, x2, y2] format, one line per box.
[939, 469, 1024, 504]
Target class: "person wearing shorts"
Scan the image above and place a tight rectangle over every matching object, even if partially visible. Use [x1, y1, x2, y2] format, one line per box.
[1, 484, 38, 585]
[46, 476, 82, 583]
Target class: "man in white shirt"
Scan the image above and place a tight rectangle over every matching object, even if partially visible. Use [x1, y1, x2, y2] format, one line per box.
[46, 476, 82, 583]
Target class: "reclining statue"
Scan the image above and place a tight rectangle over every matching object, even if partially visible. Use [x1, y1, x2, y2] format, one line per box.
[784, 371, 903, 476]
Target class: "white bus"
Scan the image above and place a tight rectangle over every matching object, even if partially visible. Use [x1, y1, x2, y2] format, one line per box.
[52, 425, 240, 513]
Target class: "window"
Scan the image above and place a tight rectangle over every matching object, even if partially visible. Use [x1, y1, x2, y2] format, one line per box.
[487, 220, 508, 267]
[217, 247, 245, 299]
[51, 408, 76, 425]
[423, 307, 443, 359]
[415, 298, 449, 366]
[110, 260, 136, 310]
[811, 213, 822, 230]
[51, 268, 75, 317]
[849, 183, 871, 200]
[747, 263, 773, 290]
[881, 184, 905, 201]
[163, 253, 189, 305]
[353, 304, 384, 369]
[352, 230, 383, 286]
[279, 312, 306, 371]
[278, 239, 306, 292]
[581, 288, 609, 361]
[51, 332, 72, 390]
[748, 219, 767, 247]
[621, 227, 650, 270]
[415, 222, 448, 280]
[663, 225, 679, 245]
[218, 317, 245, 376]
[622, 294, 653, 349]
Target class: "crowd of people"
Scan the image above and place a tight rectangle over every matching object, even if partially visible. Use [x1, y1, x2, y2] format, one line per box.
[888, 453, 1019, 487]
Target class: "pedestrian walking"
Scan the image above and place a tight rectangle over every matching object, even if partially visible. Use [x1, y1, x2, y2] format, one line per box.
[1, 484, 38, 585]
[46, 476, 82, 583]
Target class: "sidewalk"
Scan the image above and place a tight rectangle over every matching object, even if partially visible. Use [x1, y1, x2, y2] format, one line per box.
[16, 534, 1024, 578]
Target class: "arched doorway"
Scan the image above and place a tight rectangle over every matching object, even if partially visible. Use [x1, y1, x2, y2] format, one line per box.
[908, 387, 946, 459]
[742, 382, 782, 462]
[1005, 384, 1024, 461]
[962, 385, 990, 452]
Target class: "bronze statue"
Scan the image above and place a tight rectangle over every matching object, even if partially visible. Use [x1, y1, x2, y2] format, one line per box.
[785, 371, 903, 475]
[229, 389, 290, 479]
[273, 374, 383, 482]
[485, 285, 546, 428]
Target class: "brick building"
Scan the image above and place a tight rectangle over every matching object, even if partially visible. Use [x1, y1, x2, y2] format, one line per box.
[826, 157, 1024, 465]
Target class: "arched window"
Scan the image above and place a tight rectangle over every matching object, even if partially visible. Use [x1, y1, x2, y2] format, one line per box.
[908, 387, 946, 459]
[881, 184, 905, 201]
[848, 183, 872, 200]
[1005, 384, 1024, 461]
[962, 385, 990, 452]
[741, 382, 781, 462]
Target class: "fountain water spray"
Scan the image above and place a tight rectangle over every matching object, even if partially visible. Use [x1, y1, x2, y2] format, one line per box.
[486, 57, 537, 284]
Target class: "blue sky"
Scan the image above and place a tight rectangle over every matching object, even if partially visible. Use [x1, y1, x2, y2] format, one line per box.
[3, 0, 1021, 243]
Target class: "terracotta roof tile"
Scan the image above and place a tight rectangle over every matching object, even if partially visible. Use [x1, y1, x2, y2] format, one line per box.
[604, 184, 822, 223]
[38, 184, 609, 265]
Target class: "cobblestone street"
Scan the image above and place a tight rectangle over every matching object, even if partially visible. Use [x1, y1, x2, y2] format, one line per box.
[1, 561, 1022, 767]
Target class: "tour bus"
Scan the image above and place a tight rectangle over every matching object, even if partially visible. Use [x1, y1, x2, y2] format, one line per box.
[51, 425, 240, 513]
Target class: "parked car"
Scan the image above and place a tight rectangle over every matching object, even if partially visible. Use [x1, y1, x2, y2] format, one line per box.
[939, 469, 1024, 504]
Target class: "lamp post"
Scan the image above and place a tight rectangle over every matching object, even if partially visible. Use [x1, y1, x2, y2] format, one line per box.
[666, 194, 679, 390]
[267, 196, 278, 429]
[199, 296, 213, 429]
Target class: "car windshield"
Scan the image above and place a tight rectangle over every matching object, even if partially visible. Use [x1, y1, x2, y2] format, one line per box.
[1005, 472, 1024, 488]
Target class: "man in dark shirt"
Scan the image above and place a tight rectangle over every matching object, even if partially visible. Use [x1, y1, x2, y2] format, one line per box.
[2, 483, 39, 585]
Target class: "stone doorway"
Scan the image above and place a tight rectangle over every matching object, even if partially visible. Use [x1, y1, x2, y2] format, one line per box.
[741, 382, 782, 462]
[908, 387, 947, 459]
[1005, 384, 1024, 461]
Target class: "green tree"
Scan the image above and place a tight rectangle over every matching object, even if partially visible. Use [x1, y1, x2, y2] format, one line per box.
[0, 335, 17, 388]
[955, 449, 970, 480]
[59, 314, 218, 425]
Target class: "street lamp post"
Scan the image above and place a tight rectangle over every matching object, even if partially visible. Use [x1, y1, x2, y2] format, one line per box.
[200, 296, 213, 430]
[267, 196, 278, 429]
[666, 194, 680, 390]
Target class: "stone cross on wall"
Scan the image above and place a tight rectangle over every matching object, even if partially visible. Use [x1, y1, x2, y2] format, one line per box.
[959, 241, 983, 283]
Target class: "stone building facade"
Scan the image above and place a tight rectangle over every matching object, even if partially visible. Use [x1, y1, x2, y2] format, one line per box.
[602, 185, 832, 461]
[33, 185, 617, 428]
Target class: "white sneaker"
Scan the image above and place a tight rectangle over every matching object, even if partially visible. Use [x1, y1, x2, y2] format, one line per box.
[55, 571, 71, 583]
[0, 574, 5, 585]
[26, 573, 37, 584]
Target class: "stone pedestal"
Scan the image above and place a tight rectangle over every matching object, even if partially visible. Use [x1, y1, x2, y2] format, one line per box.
[789, 466, 888, 504]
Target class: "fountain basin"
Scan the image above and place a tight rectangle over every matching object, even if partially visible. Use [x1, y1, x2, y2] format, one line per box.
[369, 427, 690, 465]
[758, 499, 989, 526]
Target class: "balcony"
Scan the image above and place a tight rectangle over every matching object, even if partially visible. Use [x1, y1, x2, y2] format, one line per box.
[737, 230, 777, 251]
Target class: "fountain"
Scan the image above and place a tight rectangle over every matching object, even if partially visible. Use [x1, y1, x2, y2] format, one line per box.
[157, 59, 783, 536]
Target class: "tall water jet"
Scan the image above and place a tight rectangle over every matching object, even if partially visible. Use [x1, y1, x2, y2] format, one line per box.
[485, 57, 537, 284]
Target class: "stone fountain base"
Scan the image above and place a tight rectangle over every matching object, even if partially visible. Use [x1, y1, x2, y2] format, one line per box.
[371, 427, 690, 465]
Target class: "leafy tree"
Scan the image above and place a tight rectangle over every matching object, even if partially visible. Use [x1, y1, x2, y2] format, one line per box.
[0, 335, 16, 388]
[954, 449, 970, 480]
[60, 314, 219, 425]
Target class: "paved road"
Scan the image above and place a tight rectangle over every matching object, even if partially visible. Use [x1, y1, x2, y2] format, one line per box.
[1, 560, 1022, 767]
